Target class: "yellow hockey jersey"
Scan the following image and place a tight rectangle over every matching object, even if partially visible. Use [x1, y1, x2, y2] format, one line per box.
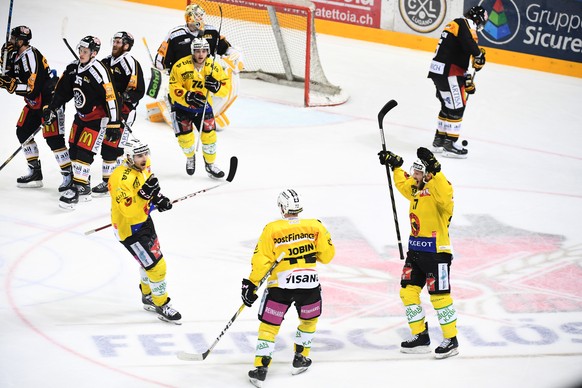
[108, 161, 153, 241]
[249, 218, 335, 289]
[394, 168, 454, 254]
[168, 55, 230, 111]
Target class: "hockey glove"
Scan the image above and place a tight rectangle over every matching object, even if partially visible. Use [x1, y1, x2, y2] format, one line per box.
[42, 106, 56, 125]
[138, 175, 160, 201]
[185, 91, 206, 108]
[464, 73, 476, 95]
[378, 150, 404, 170]
[241, 278, 258, 307]
[121, 91, 133, 106]
[0, 75, 16, 94]
[153, 193, 173, 212]
[417, 147, 441, 174]
[105, 121, 122, 142]
[204, 75, 221, 93]
[472, 48, 486, 71]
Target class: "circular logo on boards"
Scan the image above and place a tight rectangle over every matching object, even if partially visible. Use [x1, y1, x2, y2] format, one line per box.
[399, 0, 447, 33]
[477, 0, 521, 45]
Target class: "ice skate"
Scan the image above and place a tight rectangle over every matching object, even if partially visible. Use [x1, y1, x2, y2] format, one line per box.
[156, 297, 182, 324]
[205, 162, 225, 179]
[58, 185, 79, 211]
[58, 166, 73, 192]
[432, 134, 445, 153]
[77, 183, 92, 202]
[442, 139, 468, 159]
[17, 159, 43, 188]
[92, 181, 109, 197]
[401, 323, 431, 354]
[435, 336, 459, 359]
[186, 156, 195, 176]
[248, 356, 270, 388]
[139, 285, 156, 312]
[291, 348, 312, 375]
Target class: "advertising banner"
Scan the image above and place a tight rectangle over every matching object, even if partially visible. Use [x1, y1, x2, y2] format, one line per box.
[312, 0, 382, 28]
[466, 0, 582, 63]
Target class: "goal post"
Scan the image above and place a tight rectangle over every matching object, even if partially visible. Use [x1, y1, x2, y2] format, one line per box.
[187, 0, 349, 106]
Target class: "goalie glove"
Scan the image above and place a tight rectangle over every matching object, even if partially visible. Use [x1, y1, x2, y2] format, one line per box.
[0, 75, 16, 94]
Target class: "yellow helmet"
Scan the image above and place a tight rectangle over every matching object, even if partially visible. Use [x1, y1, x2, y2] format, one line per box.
[185, 4, 205, 30]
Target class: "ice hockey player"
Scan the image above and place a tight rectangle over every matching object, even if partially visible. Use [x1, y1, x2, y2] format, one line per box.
[92, 31, 145, 197]
[153, 3, 243, 130]
[427, 5, 488, 158]
[241, 189, 335, 387]
[0, 26, 71, 190]
[168, 37, 230, 179]
[42, 36, 122, 210]
[378, 147, 459, 359]
[108, 138, 181, 324]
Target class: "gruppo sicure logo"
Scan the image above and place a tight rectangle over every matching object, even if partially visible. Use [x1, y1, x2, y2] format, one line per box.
[478, 0, 521, 45]
[399, 0, 447, 33]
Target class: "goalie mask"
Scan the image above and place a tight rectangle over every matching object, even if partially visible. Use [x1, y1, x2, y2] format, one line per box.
[124, 138, 150, 168]
[277, 189, 303, 216]
[185, 4, 205, 31]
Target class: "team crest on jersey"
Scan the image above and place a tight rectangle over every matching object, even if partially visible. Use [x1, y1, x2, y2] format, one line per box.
[73, 87, 86, 109]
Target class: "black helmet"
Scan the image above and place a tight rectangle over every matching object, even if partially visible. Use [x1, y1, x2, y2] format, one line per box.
[112, 31, 134, 50]
[77, 36, 101, 54]
[10, 26, 32, 44]
[465, 6, 489, 30]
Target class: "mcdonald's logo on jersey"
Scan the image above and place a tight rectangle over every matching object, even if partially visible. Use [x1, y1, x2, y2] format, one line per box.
[79, 131, 94, 147]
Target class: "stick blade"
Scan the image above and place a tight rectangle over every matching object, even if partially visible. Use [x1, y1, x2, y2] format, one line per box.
[377, 100, 398, 129]
[226, 156, 238, 182]
[177, 350, 208, 361]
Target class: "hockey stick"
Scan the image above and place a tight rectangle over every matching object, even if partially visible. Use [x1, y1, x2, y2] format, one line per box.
[61, 17, 79, 61]
[378, 99, 405, 261]
[0, 124, 43, 172]
[84, 156, 238, 236]
[142, 37, 163, 99]
[177, 251, 286, 361]
[1, 0, 14, 75]
[194, 4, 222, 153]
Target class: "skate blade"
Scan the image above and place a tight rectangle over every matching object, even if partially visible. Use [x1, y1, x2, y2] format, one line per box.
[91, 192, 110, 198]
[79, 195, 93, 202]
[400, 345, 431, 354]
[249, 377, 264, 388]
[58, 202, 77, 211]
[442, 150, 468, 159]
[17, 181, 43, 188]
[432, 146, 444, 153]
[157, 315, 182, 325]
[435, 348, 459, 359]
[291, 366, 309, 376]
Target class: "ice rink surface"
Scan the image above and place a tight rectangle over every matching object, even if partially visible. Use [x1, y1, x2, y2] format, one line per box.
[1, 1, 581, 387]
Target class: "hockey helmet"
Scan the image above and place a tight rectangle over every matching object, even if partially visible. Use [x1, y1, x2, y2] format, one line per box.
[277, 189, 303, 216]
[124, 138, 150, 166]
[10, 26, 32, 44]
[465, 6, 489, 30]
[191, 38, 210, 54]
[410, 159, 426, 175]
[112, 31, 134, 50]
[77, 36, 101, 54]
[185, 4, 205, 30]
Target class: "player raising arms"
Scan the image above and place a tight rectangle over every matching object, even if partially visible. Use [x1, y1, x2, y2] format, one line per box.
[92, 31, 145, 197]
[168, 38, 230, 179]
[43, 36, 122, 210]
[0, 26, 71, 191]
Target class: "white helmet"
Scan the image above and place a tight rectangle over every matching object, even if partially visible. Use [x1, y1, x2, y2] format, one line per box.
[191, 37, 210, 54]
[411, 159, 426, 175]
[124, 138, 149, 167]
[277, 189, 302, 216]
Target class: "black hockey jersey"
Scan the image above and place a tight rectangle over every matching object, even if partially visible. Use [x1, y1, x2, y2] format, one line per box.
[49, 58, 120, 122]
[101, 52, 145, 110]
[428, 17, 482, 78]
[155, 24, 230, 71]
[7, 45, 56, 110]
